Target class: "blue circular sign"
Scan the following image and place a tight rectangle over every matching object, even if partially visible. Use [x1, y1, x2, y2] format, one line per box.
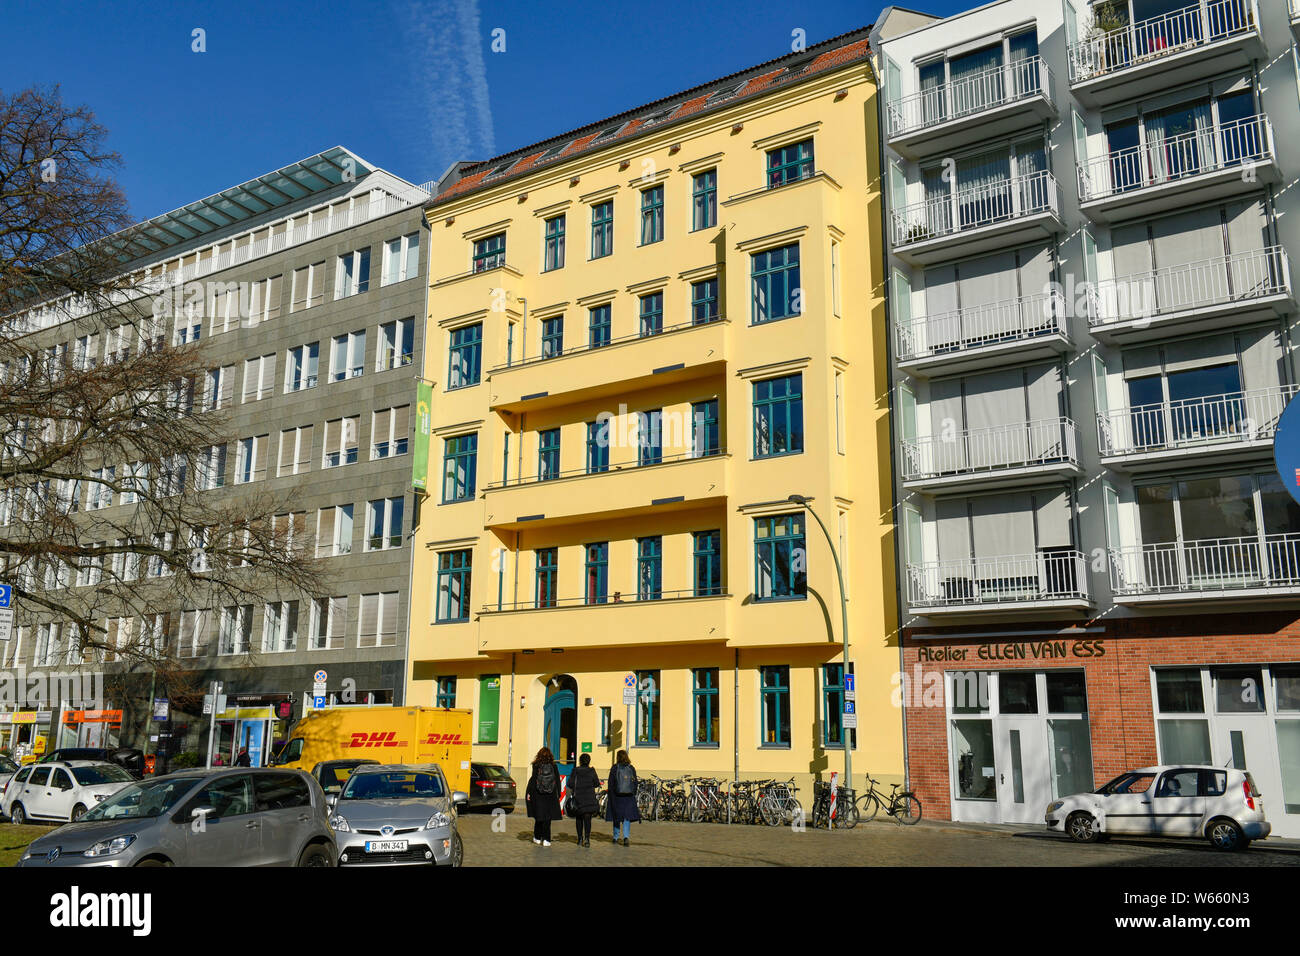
[1273, 393, 1300, 506]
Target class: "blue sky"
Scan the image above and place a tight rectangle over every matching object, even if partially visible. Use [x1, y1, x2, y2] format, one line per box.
[1, 0, 972, 223]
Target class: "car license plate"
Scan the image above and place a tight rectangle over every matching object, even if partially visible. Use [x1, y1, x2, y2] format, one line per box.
[364, 840, 407, 853]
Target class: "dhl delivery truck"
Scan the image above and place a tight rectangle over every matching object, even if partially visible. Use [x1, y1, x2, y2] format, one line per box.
[271, 706, 473, 793]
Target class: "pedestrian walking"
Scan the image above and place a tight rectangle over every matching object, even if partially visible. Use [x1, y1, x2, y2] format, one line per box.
[525, 746, 562, 846]
[567, 753, 601, 847]
[604, 749, 640, 846]
[234, 747, 251, 767]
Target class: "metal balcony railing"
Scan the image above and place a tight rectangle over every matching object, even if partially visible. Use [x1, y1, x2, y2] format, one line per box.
[1097, 383, 1297, 457]
[895, 289, 1072, 362]
[1090, 246, 1291, 329]
[1109, 533, 1300, 595]
[1077, 114, 1273, 203]
[1067, 0, 1258, 84]
[1292, 0, 1300, 19]
[888, 57, 1054, 138]
[892, 171, 1059, 248]
[907, 549, 1090, 608]
[902, 416, 1078, 481]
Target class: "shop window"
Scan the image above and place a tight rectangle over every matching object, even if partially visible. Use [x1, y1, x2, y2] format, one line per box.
[951, 719, 995, 800]
[998, 672, 1038, 714]
[1276, 665, 1300, 711]
[1046, 672, 1088, 713]
[1214, 666, 1266, 714]
[950, 671, 990, 714]
[1158, 719, 1213, 765]
[1155, 669, 1204, 713]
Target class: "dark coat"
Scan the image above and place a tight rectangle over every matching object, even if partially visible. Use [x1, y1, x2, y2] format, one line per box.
[567, 765, 601, 815]
[234, 752, 251, 767]
[525, 762, 563, 821]
[604, 763, 641, 823]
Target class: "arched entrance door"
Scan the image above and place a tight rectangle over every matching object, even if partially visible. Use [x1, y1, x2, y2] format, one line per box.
[543, 675, 578, 775]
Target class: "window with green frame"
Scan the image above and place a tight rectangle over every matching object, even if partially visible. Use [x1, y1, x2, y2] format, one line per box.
[754, 512, 806, 600]
[591, 201, 613, 258]
[693, 667, 720, 745]
[441, 433, 477, 503]
[541, 314, 563, 359]
[766, 139, 814, 188]
[535, 547, 558, 608]
[753, 373, 803, 457]
[692, 398, 720, 457]
[691, 277, 719, 324]
[435, 549, 472, 622]
[821, 662, 856, 748]
[751, 243, 801, 324]
[636, 669, 660, 745]
[760, 665, 791, 747]
[586, 419, 610, 474]
[637, 536, 662, 600]
[637, 409, 662, 466]
[640, 185, 664, 245]
[543, 215, 565, 271]
[693, 529, 722, 596]
[584, 541, 608, 605]
[436, 676, 457, 707]
[538, 428, 560, 481]
[588, 304, 611, 348]
[447, 323, 483, 389]
[692, 169, 717, 230]
[639, 291, 663, 337]
[472, 233, 506, 272]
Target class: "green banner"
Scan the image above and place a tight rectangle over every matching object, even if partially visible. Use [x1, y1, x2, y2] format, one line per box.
[412, 381, 433, 491]
[478, 675, 500, 744]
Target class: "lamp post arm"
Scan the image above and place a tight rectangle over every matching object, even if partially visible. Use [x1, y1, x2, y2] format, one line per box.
[800, 503, 853, 792]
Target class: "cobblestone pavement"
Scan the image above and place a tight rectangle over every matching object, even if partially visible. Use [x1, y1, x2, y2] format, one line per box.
[457, 809, 1300, 867]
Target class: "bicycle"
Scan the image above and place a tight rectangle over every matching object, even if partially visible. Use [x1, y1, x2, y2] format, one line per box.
[635, 777, 659, 820]
[855, 776, 922, 825]
[656, 776, 687, 821]
[685, 776, 728, 823]
[811, 781, 859, 829]
[757, 777, 801, 827]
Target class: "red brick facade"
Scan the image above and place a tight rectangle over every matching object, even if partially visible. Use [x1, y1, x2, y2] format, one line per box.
[902, 612, 1300, 822]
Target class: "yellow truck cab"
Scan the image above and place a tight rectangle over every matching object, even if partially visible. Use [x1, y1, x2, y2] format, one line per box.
[271, 706, 473, 794]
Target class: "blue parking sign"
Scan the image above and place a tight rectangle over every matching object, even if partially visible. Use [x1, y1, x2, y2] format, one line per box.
[313, 695, 326, 709]
[0, 585, 11, 609]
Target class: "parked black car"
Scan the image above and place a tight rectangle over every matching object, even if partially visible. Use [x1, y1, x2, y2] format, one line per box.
[467, 762, 516, 812]
[39, 748, 145, 778]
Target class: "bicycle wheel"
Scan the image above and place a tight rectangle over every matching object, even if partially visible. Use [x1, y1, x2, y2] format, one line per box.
[895, 793, 922, 825]
[858, 793, 880, 823]
[758, 795, 782, 827]
[636, 789, 653, 819]
[785, 797, 803, 827]
[836, 800, 859, 830]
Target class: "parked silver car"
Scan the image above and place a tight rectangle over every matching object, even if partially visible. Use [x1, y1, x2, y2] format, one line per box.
[329, 763, 467, 867]
[16, 768, 337, 867]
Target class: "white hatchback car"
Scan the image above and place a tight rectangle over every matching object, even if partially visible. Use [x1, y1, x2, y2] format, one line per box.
[1045, 765, 1270, 851]
[1, 760, 135, 824]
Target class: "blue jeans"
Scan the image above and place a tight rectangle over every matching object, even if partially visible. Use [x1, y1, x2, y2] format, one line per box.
[613, 819, 630, 840]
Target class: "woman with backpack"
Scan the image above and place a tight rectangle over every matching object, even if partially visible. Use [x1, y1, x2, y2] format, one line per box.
[566, 753, 601, 848]
[525, 746, 562, 846]
[604, 749, 640, 846]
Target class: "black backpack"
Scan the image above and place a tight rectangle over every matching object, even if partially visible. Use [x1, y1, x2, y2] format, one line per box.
[536, 762, 557, 795]
[611, 763, 635, 796]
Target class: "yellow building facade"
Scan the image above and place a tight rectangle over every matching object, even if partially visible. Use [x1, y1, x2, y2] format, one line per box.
[409, 29, 902, 793]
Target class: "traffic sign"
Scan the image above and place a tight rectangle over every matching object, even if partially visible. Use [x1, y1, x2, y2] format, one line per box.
[313, 682, 327, 697]
[152, 698, 169, 722]
[313, 669, 328, 683]
[844, 673, 855, 693]
[0, 585, 14, 642]
[313, 695, 326, 709]
[0, 584, 11, 608]
[843, 699, 858, 730]
[202, 694, 213, 715]
[624, 674, 636, 687]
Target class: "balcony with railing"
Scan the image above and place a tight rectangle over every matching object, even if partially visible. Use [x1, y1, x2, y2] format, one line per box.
[907, 550, 1092, 616]
[901, 416, 1081, 493]
[476, 590, 732, 652]
[1067, 0, 1262, 107]
[890, 171, 1062, 265]
[887, 57, 1057, 160]
[487, 317, 728, 414]
[481, 449, 729, 530]
[1090, 246, 1293, 343]
[1077, 115, 1277, 222]
[895, 289, 1075, 377]
[1097, 383, 1297, 470]
[1109, 533, 1300, 603]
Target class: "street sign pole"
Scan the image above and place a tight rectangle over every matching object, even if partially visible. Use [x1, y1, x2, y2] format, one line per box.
[204, 680, 222, 768]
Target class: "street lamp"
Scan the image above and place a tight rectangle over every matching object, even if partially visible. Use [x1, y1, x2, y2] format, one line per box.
[787, 494, 852, 793]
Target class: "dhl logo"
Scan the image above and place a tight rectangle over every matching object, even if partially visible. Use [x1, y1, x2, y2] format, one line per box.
[421, 733, 467, 746]
[347, 731, 409, 748]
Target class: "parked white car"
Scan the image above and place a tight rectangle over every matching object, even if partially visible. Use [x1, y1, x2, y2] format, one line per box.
[1, 760, 135, 824]
[1046, 765, 1270, 851]
[0, 753, 17, 794]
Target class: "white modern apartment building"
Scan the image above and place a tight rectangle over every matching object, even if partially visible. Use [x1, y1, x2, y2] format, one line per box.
[873, 0, 1300, 835]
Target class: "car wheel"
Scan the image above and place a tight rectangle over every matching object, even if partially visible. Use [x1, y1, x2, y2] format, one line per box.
[134, 857, 172, 867]
[70, 804, 87, 822]
[10, 803, 25, 826]
[1065, 811, 1100, 844]
[296, 843, 335, 868]
[1207, 818, 1245, 851]
[449, 832, 463, 867]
